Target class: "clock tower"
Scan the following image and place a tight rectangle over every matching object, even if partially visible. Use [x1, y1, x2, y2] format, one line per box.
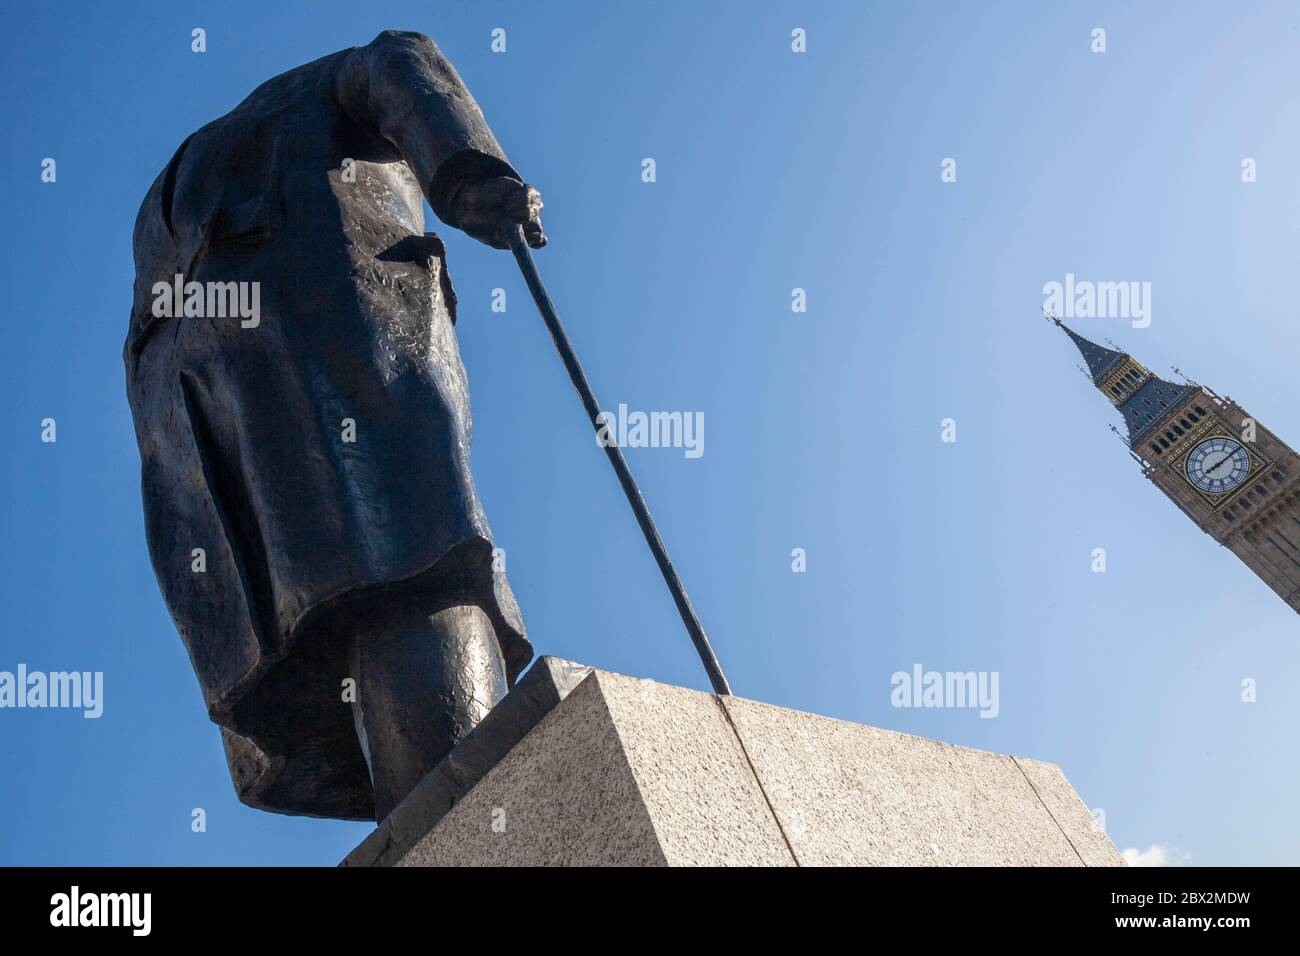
[1052, 318, 1300, 613]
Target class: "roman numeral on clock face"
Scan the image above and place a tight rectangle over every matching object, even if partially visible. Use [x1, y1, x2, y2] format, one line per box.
[1186, 437, 1250, 493]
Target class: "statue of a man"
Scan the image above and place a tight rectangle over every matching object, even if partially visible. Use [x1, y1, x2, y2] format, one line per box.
[124, 31, 545, 822]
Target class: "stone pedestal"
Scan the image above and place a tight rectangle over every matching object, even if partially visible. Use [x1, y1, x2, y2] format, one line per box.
[342, 659, 1122, 867]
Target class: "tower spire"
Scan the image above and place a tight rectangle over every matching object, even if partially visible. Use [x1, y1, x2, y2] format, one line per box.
[1046, 313, 1201, 452]
[1046, 311, 1300, 615]
[1047, 313, 1128, 385]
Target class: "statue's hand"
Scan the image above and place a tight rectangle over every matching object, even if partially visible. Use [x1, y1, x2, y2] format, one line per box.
[451, 176, 546, 250]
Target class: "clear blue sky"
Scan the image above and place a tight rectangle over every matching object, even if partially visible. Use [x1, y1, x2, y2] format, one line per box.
[2, 1, 1298, 866]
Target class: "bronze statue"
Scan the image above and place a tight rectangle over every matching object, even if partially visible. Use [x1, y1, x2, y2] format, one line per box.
[124, 31, 545, 822]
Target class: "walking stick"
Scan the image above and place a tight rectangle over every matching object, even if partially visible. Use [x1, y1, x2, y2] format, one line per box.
[506, 225, 732, 696]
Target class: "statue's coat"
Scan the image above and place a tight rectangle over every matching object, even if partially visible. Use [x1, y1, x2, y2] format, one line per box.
[125, 31, 532, 819]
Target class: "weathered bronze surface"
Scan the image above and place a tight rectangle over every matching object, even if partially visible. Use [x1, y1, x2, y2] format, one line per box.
[125, 31, 544, 821]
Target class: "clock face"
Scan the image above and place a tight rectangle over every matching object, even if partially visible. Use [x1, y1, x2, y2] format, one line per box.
[1185, 437, 1251, 494]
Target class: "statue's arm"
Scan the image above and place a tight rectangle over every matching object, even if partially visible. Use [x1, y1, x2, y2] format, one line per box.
[336, 30, 543, 247]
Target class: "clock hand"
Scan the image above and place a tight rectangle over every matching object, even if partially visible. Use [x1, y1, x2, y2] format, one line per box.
[1204, 453, 1235, 476]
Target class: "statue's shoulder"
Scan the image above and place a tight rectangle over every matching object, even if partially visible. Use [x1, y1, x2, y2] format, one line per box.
[228, 47, 356, 121]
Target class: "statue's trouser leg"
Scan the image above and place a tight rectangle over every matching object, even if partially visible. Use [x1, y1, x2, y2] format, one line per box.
[347, 603, 507, 821]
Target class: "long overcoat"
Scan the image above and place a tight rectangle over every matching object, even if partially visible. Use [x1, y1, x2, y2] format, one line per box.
[125, 31, 532, 819]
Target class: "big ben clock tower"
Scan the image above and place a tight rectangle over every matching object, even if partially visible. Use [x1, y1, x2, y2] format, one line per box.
[1051, 318, 1300, 613]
